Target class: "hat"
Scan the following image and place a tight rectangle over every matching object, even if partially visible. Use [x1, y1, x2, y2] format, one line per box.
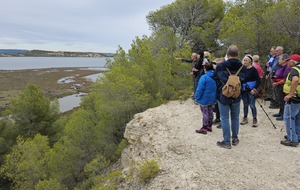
[287, 54, 300, 62]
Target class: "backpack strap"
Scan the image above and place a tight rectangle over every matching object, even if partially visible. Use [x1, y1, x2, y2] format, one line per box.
[225, 67, 232, 75]
[235, 65, 244, 76]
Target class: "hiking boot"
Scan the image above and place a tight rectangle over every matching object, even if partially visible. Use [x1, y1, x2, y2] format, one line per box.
[213, 118, 221, 124]
[273, 113, 281, 117]
[252, 118, 258, 128]
[240, 117, 248, 125]
[276, 116, 283, 121]
[284, 135, 300, 142]
[206, 126, 212, 132]
[232, 138, 239, 146]
[217, 141, 231, 149]
[280, 139, 299, 147]
[195, 128, 207, 134]
[216, 124, 222, 129]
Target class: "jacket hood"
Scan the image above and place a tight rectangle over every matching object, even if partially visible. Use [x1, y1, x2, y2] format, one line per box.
[223, 58, 243, 70]
[206, 70, 214, 77]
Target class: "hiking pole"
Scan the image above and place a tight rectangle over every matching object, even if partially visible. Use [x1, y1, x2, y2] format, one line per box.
[257, 99, 277, 129]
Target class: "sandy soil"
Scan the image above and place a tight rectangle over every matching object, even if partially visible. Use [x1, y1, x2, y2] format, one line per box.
[122, 98, 300, 190]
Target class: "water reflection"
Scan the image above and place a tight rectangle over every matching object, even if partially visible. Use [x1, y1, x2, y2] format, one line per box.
[84, 73, 104, 82]
[58, 92, 86, 112]
[57, 76, 75, 84]
[57, 72, 106, 112]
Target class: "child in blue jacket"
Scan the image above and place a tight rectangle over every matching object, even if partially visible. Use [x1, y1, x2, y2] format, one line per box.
[194, 62, 217, 134]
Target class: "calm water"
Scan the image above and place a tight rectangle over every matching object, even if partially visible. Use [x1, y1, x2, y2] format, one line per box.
[57, 93, 86, 113]
[0, 57, 109, 70]
[84, 72, 105, 82]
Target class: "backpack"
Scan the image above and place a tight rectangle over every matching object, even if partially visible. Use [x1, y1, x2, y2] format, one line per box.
[222, 66, 244, 98]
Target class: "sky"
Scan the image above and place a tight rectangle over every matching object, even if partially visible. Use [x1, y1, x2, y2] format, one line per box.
[0, 0, 175, 53]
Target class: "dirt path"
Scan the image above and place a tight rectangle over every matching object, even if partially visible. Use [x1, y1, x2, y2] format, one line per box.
[122, 99, 300, 190]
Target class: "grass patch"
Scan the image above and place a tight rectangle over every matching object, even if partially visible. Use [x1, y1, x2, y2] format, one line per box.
[139, 160, 160, 184]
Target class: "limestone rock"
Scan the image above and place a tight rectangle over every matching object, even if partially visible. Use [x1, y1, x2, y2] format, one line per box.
[118, 99, 300, 190]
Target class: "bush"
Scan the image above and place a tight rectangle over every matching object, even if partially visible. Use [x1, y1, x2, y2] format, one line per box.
[139, 160, 160, 184]
[111, 139, 128, 162]
[35, 178, 64, 190]
[92, 170, 123, 190]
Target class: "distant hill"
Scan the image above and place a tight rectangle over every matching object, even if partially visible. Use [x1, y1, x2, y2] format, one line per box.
[0, 49, 113, 57]
[0, 49, 29, 55]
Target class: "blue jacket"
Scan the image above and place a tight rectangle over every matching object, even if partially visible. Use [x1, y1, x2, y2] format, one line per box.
[194, 70, 216, 105]
[213, 58, 247, 105]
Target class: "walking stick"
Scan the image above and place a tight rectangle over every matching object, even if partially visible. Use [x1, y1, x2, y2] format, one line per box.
[257, 99, 277, 129]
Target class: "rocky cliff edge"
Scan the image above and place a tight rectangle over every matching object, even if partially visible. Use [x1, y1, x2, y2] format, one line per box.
[119, 100, 300, 190]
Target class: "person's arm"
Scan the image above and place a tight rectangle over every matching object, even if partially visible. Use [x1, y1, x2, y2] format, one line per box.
[273, 79, 284, 87]
[284, 76, 299, 101]
[239, 66, 247, 84]
[254, 69, 260, 88]
[176, 58, 193, 63]
[250, 68, 260, 95]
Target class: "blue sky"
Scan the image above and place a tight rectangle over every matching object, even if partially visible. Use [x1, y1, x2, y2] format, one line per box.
[0, 0, 175, 53]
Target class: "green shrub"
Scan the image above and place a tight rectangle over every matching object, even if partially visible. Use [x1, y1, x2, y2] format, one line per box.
[35, 178, 64, 190]
[92, 170, 123, 190]
[139, 160, 160, 184]
[111, 139, 128, 162]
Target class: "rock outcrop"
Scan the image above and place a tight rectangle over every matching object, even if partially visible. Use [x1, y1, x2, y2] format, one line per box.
[119, 100, 300, 190]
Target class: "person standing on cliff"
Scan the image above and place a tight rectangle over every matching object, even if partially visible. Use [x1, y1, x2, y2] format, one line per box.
[176, 52, 204, 99]
[213, 45, 246, 149]
[212, 58, 225, 129]
[194, 62, 216, 134]
[281, 54, 300, 147]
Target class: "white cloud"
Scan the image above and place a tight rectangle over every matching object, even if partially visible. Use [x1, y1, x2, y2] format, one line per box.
[0, 0, 174, 53]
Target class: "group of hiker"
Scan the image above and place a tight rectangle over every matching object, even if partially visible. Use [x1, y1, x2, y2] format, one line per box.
[177, 45, 300, 149]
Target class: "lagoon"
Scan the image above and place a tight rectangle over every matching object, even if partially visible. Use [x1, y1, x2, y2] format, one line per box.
[0, 57, 110, 112]
[57, 93, 86, 113]
[0, 57, 109, 70]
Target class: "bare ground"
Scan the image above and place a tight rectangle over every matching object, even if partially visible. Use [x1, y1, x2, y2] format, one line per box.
[122, 99, 300, 190]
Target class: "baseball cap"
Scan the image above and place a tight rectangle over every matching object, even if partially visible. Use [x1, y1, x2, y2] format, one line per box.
[287, 54, 300, 62]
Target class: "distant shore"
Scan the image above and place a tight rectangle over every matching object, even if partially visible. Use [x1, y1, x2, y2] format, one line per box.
[0, 49, 114, 57]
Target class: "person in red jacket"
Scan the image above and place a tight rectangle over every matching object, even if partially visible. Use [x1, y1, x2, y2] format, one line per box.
[253, 55, 264, 79]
